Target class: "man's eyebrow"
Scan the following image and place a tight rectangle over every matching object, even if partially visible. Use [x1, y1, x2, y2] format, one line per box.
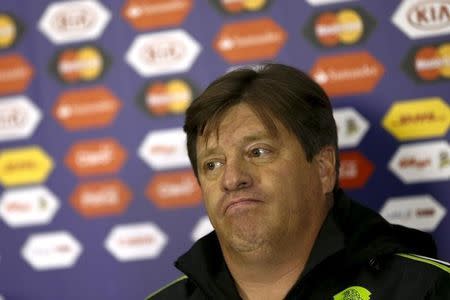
[197, 132, 276, 160]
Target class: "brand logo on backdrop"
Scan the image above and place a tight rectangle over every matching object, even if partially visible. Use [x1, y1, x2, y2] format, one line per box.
[146, 170, 201, 209]
[392, 0, 450, 39]
[126, 29, 201, 77]
[38, 0, 111, 44]
[0, 54, 34, 96]
[0, 186, 59, 227]
[389, 140, 450, 183]
[21, 231, 82, 270]
[0, 95, 42, 142]
[382, 97, 449, 141]
[310, 51, 384, 97]
[138, 127, 190, 170]
[51, 46, 109, 84]
[208, 0, 270, 14]
[304, 7, 375, 48]
[214, 17, 287, 63]
[380, 195, 446, 232]
[53, 86, 122, 131]
[122, 0, 192, 30]
[0, 146, 54, 187]
[339, 151, 374, 189]
[191, 215, 214, 241]
[333, 107, 369, 148]
[65, 138, 127, 177]
[0, 185, 60, 228]
[403, 42, 450, 82]
[138, 79, 194, 116]
[306, 0, 357, 6]
[104, 222, 168, 261]
[70, 179, 132, 218]
[0, 12, 22, 49]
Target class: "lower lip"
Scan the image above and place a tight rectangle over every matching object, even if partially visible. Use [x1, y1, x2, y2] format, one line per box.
[226, 200, 261, 214]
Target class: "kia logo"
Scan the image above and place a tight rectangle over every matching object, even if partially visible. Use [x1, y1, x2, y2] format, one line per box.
[141, 41, 185, 64]
[407, 1, 450, 30]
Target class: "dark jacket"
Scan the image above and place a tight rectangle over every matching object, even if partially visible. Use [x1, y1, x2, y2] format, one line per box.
[147, 189, 450, 299]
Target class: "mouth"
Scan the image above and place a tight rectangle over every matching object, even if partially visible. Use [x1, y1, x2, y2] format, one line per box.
[224, 198, 263, 215]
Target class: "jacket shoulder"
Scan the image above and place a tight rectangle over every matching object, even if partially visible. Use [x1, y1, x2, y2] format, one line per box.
[394, 253, 450, 298]
[146, 275, 191, 300]
[395, 253, 450, 275]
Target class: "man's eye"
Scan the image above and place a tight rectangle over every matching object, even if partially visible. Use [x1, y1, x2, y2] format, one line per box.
[250, 148, 270, 157]
[205, 161, 222, 171]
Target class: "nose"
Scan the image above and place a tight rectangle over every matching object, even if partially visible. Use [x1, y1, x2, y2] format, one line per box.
[221, 159, 253, 192]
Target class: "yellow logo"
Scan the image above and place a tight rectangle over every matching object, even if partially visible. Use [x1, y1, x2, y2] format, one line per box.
[382, 97, 450, 141]
[0, 146, 54, 186]
[0, 13, 17, 49]
[334, 286, 371, 300]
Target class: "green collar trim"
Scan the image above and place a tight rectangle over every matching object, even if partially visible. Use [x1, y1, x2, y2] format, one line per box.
[396, 253, 450, 274]
[146, 275, 188, 299]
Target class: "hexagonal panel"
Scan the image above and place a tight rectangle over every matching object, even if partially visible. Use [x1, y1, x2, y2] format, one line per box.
[137, 78, 194, 117]
[0, 146, 54, 187]
[310, 51, 384, 97]
[0, 95, 42, 142]
[208, 0, 272, 15]
[382, 97, 449, 141]
[191, 215, 214, 242]
[65, 137, 127, 177]
[339, 151, 374, 189]
[380, 195, 446, 232]
[306, 0, 356, 5]
[70, 179, 132, 218]
[52, 86, 122, 131]
[146, 169, 201, 209]
[0, 12, 24, 50]
[125, 29, 201, 77]
[388, 140, 450, 184]
[333, 107, 369, 148]
[213, 17, 287, 64]
[21, 231, 83, 270]
[104, 222, 168, 261]
[402, 42, 450, 83]
[0, 54, 34, 96]
[122, 0, 193, 31]
[50, 45, 110, 84]
[38, 0, 111, 44]
[392, 0, 450, 39]
[0, 185, 60, 228]
[138, 127, 190, 170]
[303, 6, 376, 48]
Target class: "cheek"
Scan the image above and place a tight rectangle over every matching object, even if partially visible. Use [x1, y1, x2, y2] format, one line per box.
[200, 183, 219, 212]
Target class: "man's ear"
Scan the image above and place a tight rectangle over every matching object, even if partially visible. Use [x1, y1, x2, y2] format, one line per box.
[315, 146, 336, 194]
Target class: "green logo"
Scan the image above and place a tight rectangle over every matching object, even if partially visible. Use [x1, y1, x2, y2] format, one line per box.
[333, 286, 371, 300]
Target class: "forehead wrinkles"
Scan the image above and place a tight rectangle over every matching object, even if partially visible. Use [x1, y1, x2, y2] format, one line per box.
[199, 103, 280, 149]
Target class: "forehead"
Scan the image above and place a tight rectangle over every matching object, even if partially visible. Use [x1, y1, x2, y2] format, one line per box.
[197, 103, 283, 151]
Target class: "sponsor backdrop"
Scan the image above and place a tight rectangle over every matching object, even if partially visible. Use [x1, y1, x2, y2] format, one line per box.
[0, 0, 449, 299]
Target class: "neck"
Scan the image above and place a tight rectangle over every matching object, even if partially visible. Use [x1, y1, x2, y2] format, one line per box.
[221, 200, 332, 300]
[228, 251, 307, 300]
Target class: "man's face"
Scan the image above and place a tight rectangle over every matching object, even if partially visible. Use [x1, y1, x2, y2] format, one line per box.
[196, 103, 335, 255]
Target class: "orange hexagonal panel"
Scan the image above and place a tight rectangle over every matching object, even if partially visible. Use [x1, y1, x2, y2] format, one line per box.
[0, 54, 34, 96]
[310, 51, 384, 97]
[65, 138, 127, 177]
[339, 151, 374, 189]
[213, 17, 287, 64]
[70, 179, 132, 218]
[52, 86, 122, 131]
[146, 170, 201, 209]
[122, 0, 193, 31]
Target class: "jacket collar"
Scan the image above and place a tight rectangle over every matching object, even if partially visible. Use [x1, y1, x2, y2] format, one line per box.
[175, 189, 437, 297]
